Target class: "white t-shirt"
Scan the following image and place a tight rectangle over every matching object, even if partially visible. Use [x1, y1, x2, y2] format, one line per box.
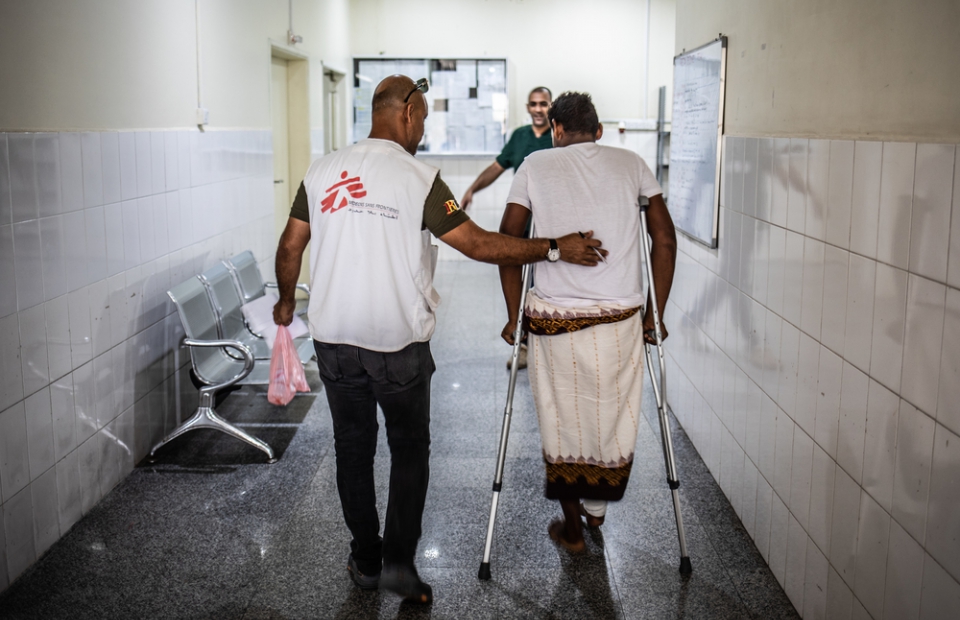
[506, 142, 663, 308]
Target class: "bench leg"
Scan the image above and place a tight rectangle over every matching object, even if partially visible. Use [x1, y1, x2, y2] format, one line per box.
[150, 389, 276, 463]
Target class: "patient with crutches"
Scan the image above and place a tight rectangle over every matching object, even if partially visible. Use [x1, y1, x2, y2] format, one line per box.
[498, 92, 677, 551]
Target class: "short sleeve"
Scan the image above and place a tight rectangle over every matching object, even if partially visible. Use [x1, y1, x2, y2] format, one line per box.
[422, 173, 470, 237]
[289, 182, 310, 222]
[637, 156, 663, 198]
[495, 130, 519, 170]
[505, 162, 532, 210]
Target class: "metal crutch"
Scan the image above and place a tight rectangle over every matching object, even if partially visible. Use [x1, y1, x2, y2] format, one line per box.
[478, 229, 535, 581]
[639, 202, 693, 575]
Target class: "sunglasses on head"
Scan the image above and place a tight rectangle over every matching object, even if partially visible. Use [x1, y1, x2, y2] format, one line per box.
[404, 78, 429, 102]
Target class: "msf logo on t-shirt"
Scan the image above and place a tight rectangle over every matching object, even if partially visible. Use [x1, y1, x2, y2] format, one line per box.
[321, 171, 367, 214]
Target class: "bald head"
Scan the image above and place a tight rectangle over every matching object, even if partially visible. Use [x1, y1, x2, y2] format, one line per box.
[372, 75, 419, 115]
[368, 74, 428, 155]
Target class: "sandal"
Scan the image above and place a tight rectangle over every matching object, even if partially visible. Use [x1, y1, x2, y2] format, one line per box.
[548, 519, 586, 553]
[579, 503, 605, 528]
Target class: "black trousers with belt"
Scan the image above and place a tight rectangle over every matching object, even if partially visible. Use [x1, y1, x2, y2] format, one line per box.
[313, 340, 435, 576]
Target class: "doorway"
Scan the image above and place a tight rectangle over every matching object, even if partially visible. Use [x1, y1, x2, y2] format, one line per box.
[270, 47, 310, 285]
[323, 67, 346, 154]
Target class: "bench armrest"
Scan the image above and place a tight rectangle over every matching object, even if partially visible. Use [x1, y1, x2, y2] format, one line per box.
[264, 282, 311, 296]
[183, 338, 255, 389]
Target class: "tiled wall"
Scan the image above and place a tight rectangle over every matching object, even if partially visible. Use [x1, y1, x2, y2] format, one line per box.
[0, 129, 275, 590]
[664, 136, 960, 619]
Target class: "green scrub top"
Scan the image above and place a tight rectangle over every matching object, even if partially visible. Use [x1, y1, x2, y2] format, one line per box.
[495, 125, 552, 172]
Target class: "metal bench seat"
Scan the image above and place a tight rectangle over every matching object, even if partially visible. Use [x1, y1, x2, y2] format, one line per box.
[225, 250, 309, 315]
[150, 276, 276, 462]
[199, 262, 315, 365]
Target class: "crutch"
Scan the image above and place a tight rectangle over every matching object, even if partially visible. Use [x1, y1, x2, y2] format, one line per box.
[639, 201, 692, 576]
[478, 228, 535, 581]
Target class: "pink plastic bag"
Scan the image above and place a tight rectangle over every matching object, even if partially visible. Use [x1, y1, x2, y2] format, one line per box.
[267, 325, 310, 406]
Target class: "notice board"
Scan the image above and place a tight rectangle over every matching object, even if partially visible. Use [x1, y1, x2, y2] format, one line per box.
[353, 58, 508, 154]
[668, 37, 726, 248]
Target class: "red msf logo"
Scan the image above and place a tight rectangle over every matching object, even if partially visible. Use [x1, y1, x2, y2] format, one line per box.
[321, 171, 367, 213]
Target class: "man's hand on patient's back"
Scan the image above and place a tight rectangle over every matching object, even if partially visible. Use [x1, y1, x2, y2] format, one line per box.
[557, 230, 608, 265]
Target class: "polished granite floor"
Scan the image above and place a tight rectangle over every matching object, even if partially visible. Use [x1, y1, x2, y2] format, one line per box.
[0, 261, 798, 619]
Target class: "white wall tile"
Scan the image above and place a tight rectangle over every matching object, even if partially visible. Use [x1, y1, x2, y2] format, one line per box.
[50, 374, 76, 462]
[73, 362, 97, 445]
[120, 199, 140, 269]
[30, 466, 60, 556]
[0, 400, 31, 504]
[0, 314, 23, 413]
[150, 132, 165, 193]
[809, 442, 836, 553]
[134, 132, 152, 198]
[843, 254, 876, 373]
[742, 458, 758, 537]
[756, 138, 774, 223]
[806, 139, 830, 241]
[854, 490, 891, 619]
[8, 133, 37, 223]
[98, 424, 120, 497]
[84, 206, 107, 284]
[34, 133, 62, 218]
[909, 144, 954, 283]
[862, 379, 899, 512]
[770, 492, 790, 585]
[764, 311, 783, 398]
[826, 565, 854, 620]
[38, 215, 67, 301]
[13, 219, 44, 311]
[67, 287, 91, 368]
[54, 449, 80, 535]
[800, 237, 825, 339]
[826, 140, 855, 249]
[779, 321, 800, 418]
[937, 288, 960, 436]
[755, 475, 773, 561]
[0, 134, 11, 226]
[104, 202, 124, 277]
[118, 132, 138, 201]
[821, 245, 849, 355]
[767, 225, 787, 316]
[100, 132, 121, 206]
[831, 463, 862, 586]
[743, 138, 758, 217]
[177, 131, 191, 190]
[164, 132, 179, 191]
[759, 393, 779, 482]
[151, 194, 168, 258]
[949, 153, 960, 289]
[787, 138, 808, 234]
[783, 230, 805, 327]
[771, 138, 790, 228]
[884, 519, 924, 620]
[785, 514, 807, 612]
[837, 361, 868, 484]
[88, 280, 111, 359]
[80, 132, 103, 209]
[774, 406, 795, 501]
[789, 428, 814, 529]
[18, 303, 49, 397]
[43, 296, 71, 381]
[138, 197, 155, 263]
[851, 598, 870, 620]
[870, 263, 907, 393]
[919, 554, 960, 620]
[877, 142, 916, 270]
[892, 400, 935, 544]
[58, 133, 83, 214]
[0, 225, 16, 318]
[61, 210, 88, 292]
[925, 423, 960, 584]
[804, 538, 829, 620]
[2, 486, 36, 581]
[0, 491, 8, 589]
[850, 141, 882, 260]
[901, 275, 946, 418]
[76, 435, 101, 516]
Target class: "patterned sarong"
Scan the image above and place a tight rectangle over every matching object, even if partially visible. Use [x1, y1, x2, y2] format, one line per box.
[525, 293, 645, 501]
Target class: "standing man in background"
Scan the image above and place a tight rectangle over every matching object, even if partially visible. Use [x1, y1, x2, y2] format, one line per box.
[272, 75, 606, 605]
[462, 86, 554, 370]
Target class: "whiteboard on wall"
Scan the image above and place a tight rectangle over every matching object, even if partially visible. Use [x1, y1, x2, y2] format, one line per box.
[668, 37, 726, 248]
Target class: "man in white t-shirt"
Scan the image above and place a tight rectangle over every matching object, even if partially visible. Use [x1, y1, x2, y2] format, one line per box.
[498, 91, 677, 552]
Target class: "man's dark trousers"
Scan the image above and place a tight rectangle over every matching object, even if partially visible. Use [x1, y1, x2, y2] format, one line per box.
[313, 340, 435, 576]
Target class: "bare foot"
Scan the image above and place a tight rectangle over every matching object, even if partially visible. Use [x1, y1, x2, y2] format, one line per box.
[548, 519, 586, 553]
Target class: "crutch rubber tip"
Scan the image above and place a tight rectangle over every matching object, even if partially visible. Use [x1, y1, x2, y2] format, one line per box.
[679, 557, 692, 575]
[478, 562, 492, 581]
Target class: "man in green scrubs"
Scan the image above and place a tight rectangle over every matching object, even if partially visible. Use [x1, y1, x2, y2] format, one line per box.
[460, 86, 553, 210]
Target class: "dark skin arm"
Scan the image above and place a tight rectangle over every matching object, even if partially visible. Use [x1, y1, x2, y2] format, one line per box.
[641, 193, 677, 343]
[460, 161, 506, 211]
[439, 218, 606, 267]
[273, 217, 311, 326]
[497, 194, 677, 346]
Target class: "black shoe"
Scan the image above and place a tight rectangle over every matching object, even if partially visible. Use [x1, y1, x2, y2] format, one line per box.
[380, 564, 433, 604]
[347, 554, 380, 590]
